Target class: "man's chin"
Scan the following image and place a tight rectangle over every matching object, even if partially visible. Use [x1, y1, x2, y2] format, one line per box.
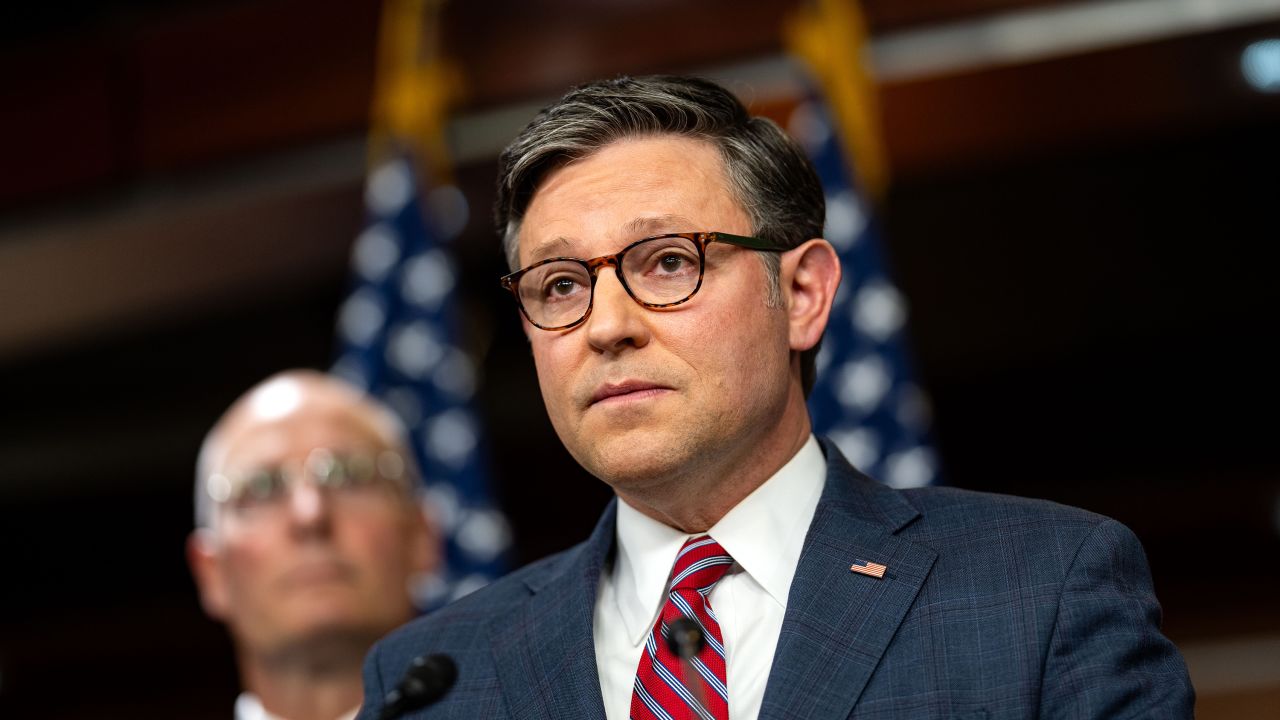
[260, 614, 392, 670]
[575, 430, 693, 490]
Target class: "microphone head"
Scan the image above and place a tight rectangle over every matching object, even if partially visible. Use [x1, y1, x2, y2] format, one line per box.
[404, 654, 457, 700]
[666, 617, 705, 659]
[380, 653, 457, 720]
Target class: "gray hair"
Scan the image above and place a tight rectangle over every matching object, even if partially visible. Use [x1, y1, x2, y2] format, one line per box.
[495, 75, 826, 393]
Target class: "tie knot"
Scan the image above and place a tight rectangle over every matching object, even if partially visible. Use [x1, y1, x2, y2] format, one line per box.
[669, 535, 733, 593]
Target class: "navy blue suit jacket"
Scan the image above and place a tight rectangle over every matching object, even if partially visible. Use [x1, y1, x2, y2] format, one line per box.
[360, 439, 1193, 719]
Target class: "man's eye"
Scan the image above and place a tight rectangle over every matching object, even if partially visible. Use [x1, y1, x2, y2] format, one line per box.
[237, 470, 286, 505]
[658, 254, 687, 272]
[646, 250, 697, 277]
[315, 455, 377, 490]
[343, 455, 378, 486]
[544, 276, 585, 298]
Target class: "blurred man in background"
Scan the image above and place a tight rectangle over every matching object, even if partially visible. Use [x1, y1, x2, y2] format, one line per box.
[188, 370, 438, 720]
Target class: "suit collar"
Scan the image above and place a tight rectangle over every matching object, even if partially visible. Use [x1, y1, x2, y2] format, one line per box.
[760, 437, 938, 719]
[486, 500, 616, 720]
[809, 436, 923, 534]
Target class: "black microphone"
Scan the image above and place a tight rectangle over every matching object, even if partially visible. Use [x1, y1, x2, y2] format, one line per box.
[377, 653, 457, 720]
[665, 618, 708, 709]
[666, 617, 705, 659]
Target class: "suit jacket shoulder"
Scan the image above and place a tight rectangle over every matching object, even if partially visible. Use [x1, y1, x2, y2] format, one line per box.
[898, 482, 1118, 577]
[360, 504, 615, 720]
[764, 438, 1194, 719]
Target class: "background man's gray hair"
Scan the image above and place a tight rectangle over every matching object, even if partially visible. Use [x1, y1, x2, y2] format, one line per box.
[495, 74, 827, 393]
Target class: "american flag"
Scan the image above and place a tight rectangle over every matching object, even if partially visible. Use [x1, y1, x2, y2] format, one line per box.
[849, 559, 888, 579]
[793, 98, 941, 489]
[332, 151, 509, 607]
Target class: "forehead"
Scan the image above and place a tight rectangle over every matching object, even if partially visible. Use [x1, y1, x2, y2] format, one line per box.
[216, 399, 390, 471]
[518, 135, 747, 262]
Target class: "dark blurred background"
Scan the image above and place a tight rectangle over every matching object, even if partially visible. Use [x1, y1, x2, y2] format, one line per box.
[1, 0, 1278, 718]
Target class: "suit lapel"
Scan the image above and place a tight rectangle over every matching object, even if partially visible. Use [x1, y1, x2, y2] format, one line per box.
[487, 501, 616, 720]
[760, 440, 938, 720]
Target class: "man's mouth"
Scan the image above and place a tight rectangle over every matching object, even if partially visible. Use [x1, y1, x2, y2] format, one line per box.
[589, 380, 672, 406]
[280, 560, 356, 588]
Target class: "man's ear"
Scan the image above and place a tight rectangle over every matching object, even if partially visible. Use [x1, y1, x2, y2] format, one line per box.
[408, 497, 442, 576]
[187, 529, 230, 621]
[781, 239, 842, 352]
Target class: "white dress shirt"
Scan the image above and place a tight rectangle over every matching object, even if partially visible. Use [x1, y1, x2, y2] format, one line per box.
[234, 693, 358, 720]
[592, 435, 827, 720]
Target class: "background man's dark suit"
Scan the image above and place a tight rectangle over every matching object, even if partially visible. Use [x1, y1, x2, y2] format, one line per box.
[359, 439, 1193, 719]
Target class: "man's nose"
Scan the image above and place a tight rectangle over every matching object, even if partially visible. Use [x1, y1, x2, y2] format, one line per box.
[585, 267, 651, 353]
[286, 479, 333, 537]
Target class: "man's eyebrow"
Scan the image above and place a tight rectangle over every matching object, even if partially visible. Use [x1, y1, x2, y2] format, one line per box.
[526, 236, 575, 262]
[624, 215, 698, 237]
[525, 216, 698, 263]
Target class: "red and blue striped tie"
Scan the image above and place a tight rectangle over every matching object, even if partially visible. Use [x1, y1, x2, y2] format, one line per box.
[630, 535, 733, 720]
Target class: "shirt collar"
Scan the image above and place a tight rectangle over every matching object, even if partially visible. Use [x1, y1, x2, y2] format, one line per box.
[235, 694, 279, 720]
[234, 693, 358, 720]
[611, 435, 826, 645]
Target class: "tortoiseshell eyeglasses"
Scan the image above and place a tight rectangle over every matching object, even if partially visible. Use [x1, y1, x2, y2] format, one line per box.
[499, 232, 787, 331]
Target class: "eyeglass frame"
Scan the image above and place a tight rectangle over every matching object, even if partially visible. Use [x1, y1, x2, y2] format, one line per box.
[499, 231, 789, 331]
[205, 447, 413, 517]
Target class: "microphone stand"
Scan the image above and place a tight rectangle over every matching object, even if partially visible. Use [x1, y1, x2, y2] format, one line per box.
[666, 617, 709, 713]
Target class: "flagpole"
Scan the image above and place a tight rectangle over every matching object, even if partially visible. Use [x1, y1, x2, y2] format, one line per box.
[785, 0, 890, 202]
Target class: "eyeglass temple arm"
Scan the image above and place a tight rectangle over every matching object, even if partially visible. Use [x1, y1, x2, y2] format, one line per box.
[712, 232, 789, 251]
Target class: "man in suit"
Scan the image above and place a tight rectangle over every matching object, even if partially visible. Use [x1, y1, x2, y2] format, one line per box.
[190, 370, 438, 720]
[359, 76, 1193, 719]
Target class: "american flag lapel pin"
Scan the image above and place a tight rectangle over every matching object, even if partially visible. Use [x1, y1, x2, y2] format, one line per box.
[850, 559, 887, 579]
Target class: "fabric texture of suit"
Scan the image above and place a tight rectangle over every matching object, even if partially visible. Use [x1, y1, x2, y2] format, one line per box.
[359, 438, 1193, 719]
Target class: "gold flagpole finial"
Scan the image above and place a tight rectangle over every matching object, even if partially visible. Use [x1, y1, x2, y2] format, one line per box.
[369, 0, 463, 185]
